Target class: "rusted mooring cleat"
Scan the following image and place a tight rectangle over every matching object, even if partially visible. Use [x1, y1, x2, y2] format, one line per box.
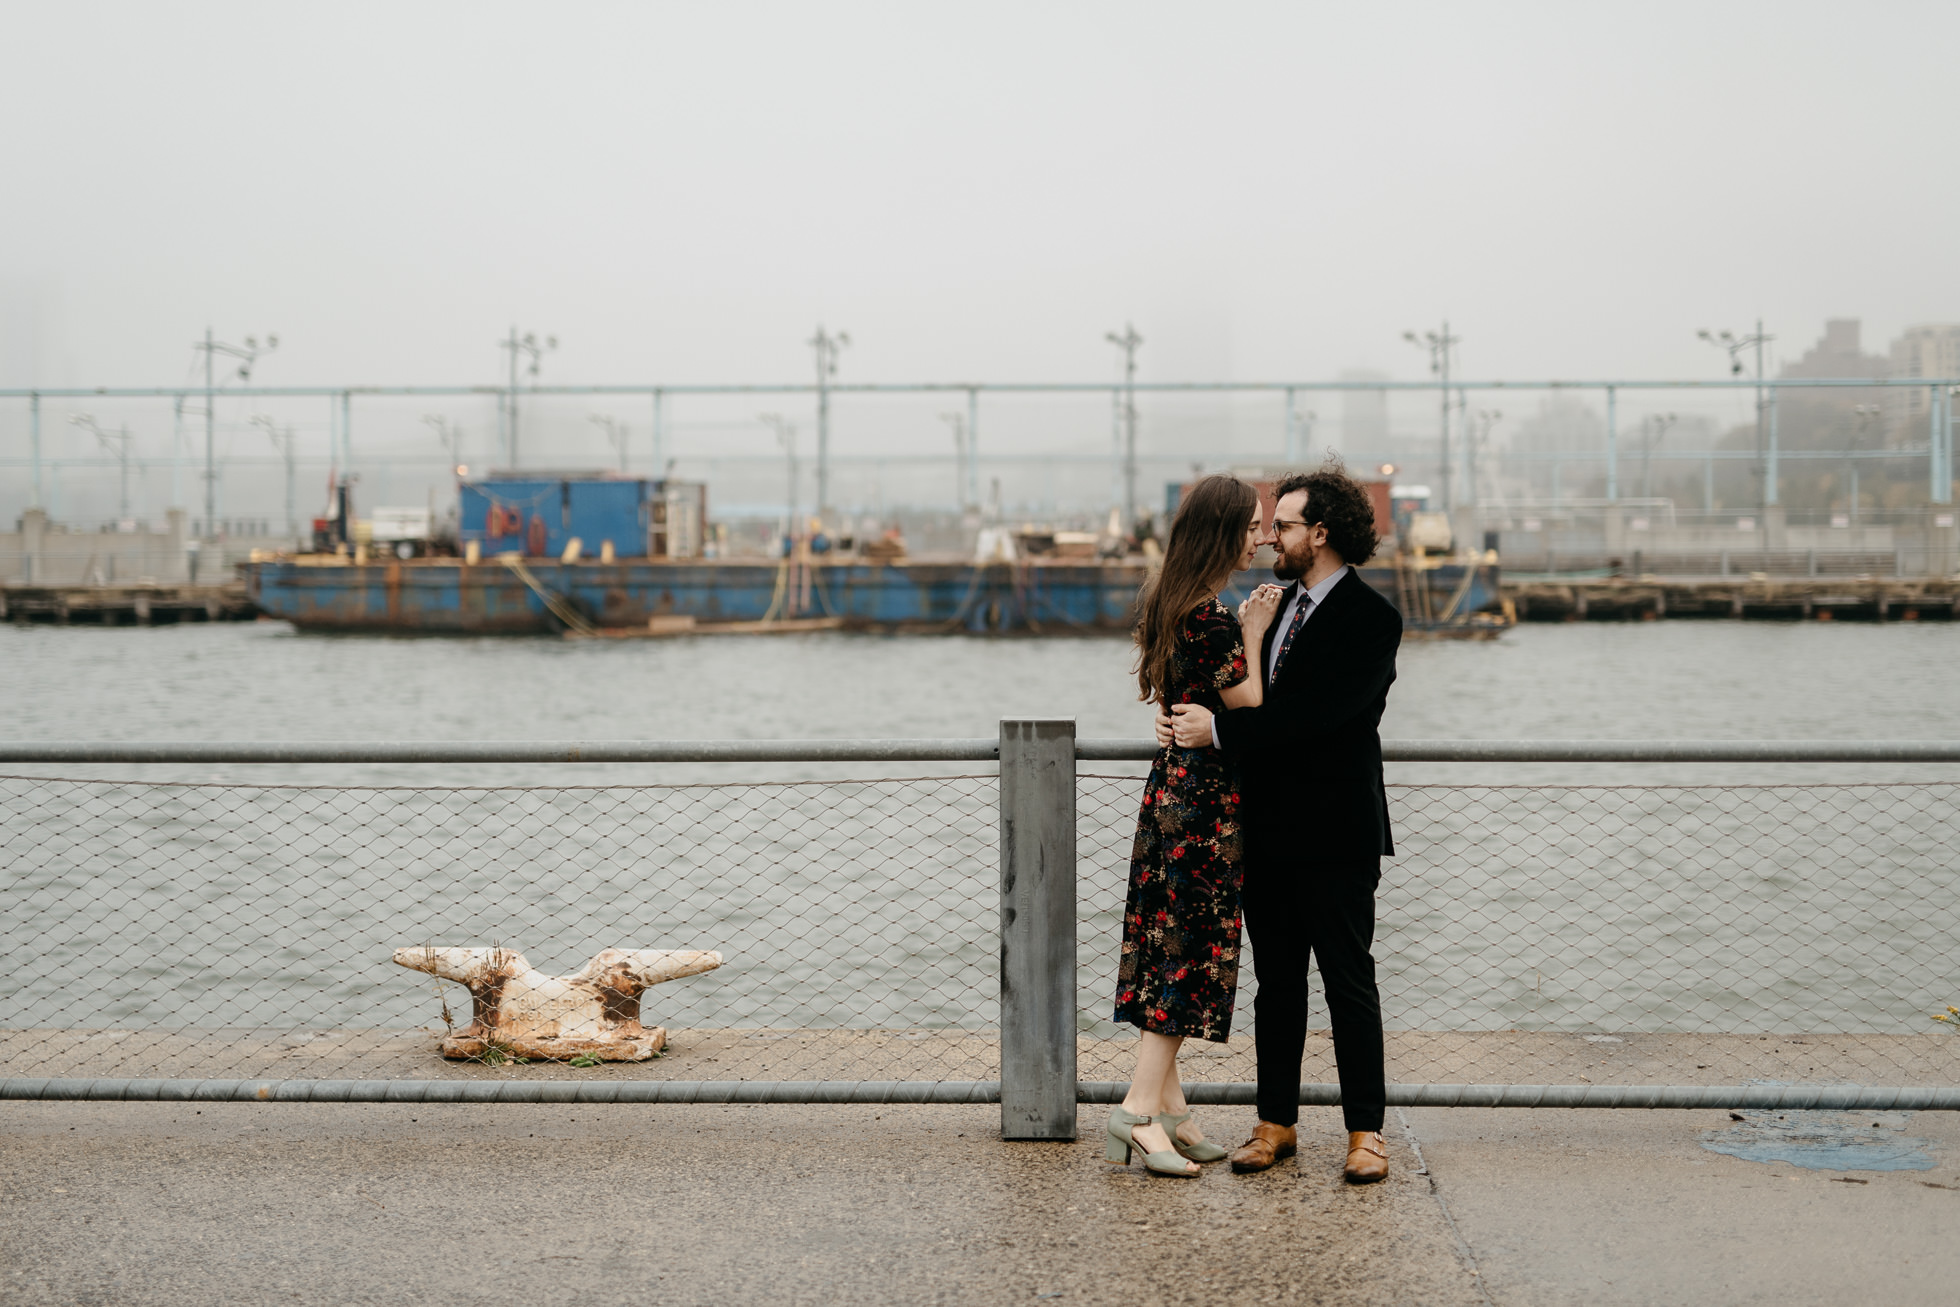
[393, 945, 723, 1062]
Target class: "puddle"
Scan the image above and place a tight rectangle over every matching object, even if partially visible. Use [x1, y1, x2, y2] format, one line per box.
[1701, 1105, 1938, 1172]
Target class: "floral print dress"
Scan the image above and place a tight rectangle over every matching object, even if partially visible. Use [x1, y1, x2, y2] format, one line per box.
[1113, 598, 1249, 1042]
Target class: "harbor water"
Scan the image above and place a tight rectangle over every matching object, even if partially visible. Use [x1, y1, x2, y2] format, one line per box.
[5, 618, 1959, 781]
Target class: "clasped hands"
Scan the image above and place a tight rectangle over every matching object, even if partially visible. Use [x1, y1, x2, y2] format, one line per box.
[1153, 583, 1285, 749]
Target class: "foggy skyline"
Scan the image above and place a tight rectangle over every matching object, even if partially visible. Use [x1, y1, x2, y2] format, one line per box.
[4, 1, 1958, 393]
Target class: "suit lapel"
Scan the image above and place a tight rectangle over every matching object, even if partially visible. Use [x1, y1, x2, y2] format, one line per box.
[1273, 569, 1358, 685]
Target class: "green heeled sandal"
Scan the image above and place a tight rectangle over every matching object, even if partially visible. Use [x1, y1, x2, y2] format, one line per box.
[1105, 1105, 1200, 1177]
[1157, 1109, 1230, 1164]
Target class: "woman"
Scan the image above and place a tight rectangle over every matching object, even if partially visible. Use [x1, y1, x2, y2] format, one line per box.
[1108, 474, 1279, 1177]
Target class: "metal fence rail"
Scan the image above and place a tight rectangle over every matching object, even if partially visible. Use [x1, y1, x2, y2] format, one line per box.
[3, 727, 1958, 1137]
[10, 739, 1960, 764]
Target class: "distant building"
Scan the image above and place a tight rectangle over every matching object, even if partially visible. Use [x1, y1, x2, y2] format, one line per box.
[1773, 320, 1888, 459]
[1780, 318, 1886, 380]
[1887, 323, 1960, 438]
[1339, 369, 1389, 452]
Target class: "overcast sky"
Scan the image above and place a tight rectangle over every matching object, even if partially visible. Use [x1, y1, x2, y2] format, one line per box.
[5, 0, 1956, 391]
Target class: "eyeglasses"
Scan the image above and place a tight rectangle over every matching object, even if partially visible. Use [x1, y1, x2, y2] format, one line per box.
[1270, 518, 1321, 535]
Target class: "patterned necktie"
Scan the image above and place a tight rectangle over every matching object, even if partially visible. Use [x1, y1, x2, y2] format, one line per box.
[1271, 585, 1312, 678]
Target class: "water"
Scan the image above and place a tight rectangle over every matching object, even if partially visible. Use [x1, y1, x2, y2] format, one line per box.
[1700, 1103, 1939, 1172]
[6, 620, 1960, 780]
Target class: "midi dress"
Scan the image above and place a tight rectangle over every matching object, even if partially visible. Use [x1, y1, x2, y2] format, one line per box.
[1113, 598, 1249, 1042]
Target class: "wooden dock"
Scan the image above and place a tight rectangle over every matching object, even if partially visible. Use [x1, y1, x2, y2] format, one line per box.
[1504, 576, 1960, 622]
[1, 583, 259, 625]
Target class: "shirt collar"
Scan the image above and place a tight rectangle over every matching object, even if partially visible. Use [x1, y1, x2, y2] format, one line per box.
[1300, 564, 1350, 609]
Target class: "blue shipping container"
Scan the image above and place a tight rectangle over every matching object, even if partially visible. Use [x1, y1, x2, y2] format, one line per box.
[459, 476, 655, 558]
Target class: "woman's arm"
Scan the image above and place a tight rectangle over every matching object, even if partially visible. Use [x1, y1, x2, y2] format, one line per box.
[1216, 587, 1281, 710]
[1218, 678, 1261, 709]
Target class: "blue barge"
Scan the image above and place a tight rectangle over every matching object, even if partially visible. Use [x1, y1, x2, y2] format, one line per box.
[240, 558, 1504, 635]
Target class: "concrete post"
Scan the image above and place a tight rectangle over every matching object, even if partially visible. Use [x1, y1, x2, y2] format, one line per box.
[166, 508, 188, 584]
[1766, 503, 1788, 550]
[998, 717, 1077, 1141]
[22, 507, 46, 586]
[1602, 502, 1626, 557]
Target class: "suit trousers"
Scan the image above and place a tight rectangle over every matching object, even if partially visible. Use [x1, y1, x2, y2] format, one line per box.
[1242, 856, 1385, 1133]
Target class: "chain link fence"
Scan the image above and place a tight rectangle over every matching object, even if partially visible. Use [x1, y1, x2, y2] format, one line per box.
[1, 772, 1000, 1086]
[1078, 776, 1960, 1093]
[3, 733, 1957, 1109]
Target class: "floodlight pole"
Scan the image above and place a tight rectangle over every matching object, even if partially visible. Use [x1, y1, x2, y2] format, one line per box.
[499, 327, 556, 468]
[1404, 322, 1459, 512]
[810, 326, 849, 518]
[965, 386, 980, 510]
[1697, 322, 1775, 541]
[1105, 324, 1142, 526]
[191, 327, 275, 535]
[70, 414, 134, 521]
[252, 414, 297, 540]
[203, 328, 214, 530]
[940, 411, 969, 509]
[590, 414, 628, 472]
[761, 412, 798, 550]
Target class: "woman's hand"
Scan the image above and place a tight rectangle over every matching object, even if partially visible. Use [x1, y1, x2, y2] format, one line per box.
[1155, 704, 1215, 748]
[1237, 583, 1284, 639]
[1168, 704, 1214, 748]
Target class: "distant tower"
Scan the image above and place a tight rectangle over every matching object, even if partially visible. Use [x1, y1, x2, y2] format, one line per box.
[1340, 369, 1389, 457]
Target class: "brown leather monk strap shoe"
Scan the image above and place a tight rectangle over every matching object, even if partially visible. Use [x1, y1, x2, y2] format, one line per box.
[1228, 1121, 1297, 1173]
[1344, 1130, 1389, 1184]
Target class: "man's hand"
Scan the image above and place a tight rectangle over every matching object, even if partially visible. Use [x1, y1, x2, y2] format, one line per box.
[1169, 703, 1214, 749]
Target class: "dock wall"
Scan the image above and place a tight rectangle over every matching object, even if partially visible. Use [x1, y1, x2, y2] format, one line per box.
[2, 508, 290, 588]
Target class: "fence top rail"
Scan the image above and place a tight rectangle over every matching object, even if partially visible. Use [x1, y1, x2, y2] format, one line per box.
[4, 376, 1958, 400]
[2, 738, 1960, 765]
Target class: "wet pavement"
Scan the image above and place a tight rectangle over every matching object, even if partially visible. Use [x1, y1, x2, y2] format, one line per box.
[1, 1099, 1955, 1305]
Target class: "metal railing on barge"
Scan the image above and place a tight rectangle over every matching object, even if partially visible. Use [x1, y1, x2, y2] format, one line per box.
[3, 728, 1957, 1137]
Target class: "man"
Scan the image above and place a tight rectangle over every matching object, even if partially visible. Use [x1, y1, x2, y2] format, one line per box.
[1155, 463, 1401, 1183]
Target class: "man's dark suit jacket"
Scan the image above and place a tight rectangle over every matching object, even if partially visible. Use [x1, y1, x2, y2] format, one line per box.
[1214, 566, 1401, 863]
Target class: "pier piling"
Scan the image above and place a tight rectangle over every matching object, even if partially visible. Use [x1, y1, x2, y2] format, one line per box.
[998, 718, 1078, 1141]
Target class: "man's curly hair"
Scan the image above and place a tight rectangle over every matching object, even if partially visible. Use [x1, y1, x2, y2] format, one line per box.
[1273, 460, 1380, 564]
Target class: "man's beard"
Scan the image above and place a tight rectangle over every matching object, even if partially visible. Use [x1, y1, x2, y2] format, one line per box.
[1271, 539, 1313, 581]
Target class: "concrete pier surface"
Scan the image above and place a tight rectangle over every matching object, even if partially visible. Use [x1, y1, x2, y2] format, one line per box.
[2, 1100, 1954, 1305]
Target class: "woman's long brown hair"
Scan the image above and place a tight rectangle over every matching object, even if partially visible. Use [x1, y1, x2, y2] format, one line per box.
[1133, 474, 1258, 705]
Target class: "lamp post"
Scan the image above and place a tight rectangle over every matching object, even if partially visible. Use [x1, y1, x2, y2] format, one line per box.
[69, 414, 134, 523]
[589, 414, 629, 472]
[249, 414, 298, 541]
[939, 411, 969, 511]
[1105, 324, 1142, 527]
[1639, 413, 1677, 500]
[1403, 323, 1460, 512]
[1468, 408, 1501, 512]
[191, 329, 276, 535]
[809, 326, 849, 519]
[422, 414, 465, 476]
[498, 328, 556, 468]
[1697, 323, 1774, 529]
[760, 412, 798, 555]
